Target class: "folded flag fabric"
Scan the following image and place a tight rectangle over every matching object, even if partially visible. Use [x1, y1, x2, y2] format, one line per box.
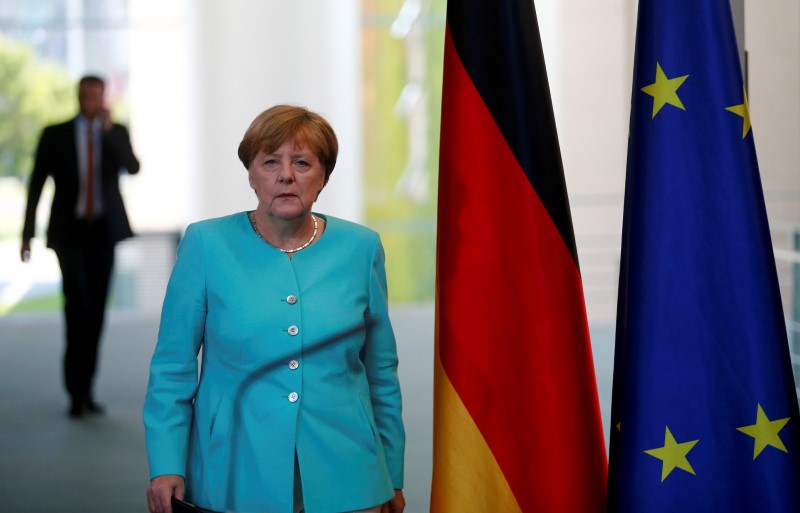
[431, 0, 607, 511]
[607, 1, 800, 511]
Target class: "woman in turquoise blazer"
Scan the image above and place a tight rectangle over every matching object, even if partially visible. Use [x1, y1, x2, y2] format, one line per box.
[144, 106, 405, 513]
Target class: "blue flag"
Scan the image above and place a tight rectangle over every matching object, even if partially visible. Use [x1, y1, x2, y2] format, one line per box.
[607, 1, 800, 511]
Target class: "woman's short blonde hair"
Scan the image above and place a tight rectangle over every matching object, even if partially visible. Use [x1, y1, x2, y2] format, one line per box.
[237, 105, 338, 184]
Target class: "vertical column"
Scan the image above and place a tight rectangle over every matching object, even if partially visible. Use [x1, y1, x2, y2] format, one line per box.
[65, 0, 85, 76]
[746, 0, 800, 389]
[553, 0, 632, 324]
[127, 0, 192, 230]
[188, 0, 362, 223]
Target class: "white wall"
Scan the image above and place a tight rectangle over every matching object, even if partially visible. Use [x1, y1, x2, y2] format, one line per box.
[746, 1, 800, 226]
[127, 0, 192, 232]
[127, 0, 363, 231]
[541, 0, 636, 323]
[540, 0, 799, 323]
[188, 1, 362, 224]
[123, 0, 799, 316]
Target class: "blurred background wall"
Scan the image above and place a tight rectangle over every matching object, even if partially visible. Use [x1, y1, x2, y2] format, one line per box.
[1, 0, 797, 319]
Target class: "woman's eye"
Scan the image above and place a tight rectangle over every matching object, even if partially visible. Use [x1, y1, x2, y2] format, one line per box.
[294, 160, 309, 168]
[264, 159, 278, 166]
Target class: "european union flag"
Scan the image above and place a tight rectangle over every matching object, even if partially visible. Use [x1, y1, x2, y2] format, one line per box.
[607, 1, 800, 511]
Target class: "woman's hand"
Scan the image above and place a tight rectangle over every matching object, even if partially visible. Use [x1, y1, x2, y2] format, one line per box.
[146, 474, 185, 513]
[381, 489, 405, 513]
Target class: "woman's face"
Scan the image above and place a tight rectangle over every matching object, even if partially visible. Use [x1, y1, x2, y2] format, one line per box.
[248, 139, 326, 221]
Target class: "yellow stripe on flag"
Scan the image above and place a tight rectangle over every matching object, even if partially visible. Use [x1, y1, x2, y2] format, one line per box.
[431, 337, 523, 512]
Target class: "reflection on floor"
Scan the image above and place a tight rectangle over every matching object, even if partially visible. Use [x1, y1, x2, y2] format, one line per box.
[0, 312, 153, 513]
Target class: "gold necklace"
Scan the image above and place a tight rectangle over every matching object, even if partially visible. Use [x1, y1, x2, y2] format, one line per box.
[250, 213, 318, 253]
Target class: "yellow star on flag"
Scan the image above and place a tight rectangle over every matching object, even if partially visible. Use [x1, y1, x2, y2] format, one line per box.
[737, 404, 790, 459]
[644, 426, 699, 482]
[641, 62, 689, 118]
[725, 88, 752, 139]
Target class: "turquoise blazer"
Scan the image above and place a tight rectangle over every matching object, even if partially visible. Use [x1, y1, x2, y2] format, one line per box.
[143, 213, 404, 513]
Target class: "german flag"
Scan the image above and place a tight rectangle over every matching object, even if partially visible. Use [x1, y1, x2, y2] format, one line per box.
[431, 1, 607, 511]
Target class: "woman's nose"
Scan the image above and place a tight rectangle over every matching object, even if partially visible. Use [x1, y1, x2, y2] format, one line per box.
[277, 163, 295, 183]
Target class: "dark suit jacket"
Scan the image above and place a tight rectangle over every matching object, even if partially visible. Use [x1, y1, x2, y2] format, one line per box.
[22, 117, 140, 250]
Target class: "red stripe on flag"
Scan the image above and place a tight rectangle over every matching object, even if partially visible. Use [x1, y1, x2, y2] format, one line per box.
[435, 26, 607, 512]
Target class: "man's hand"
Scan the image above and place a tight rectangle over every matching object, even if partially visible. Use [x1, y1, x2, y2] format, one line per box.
[101, 107, 113, 132]
[20, 240, 31, 262]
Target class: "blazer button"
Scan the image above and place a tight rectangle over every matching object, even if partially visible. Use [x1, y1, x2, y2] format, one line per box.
[286, 294, 298, 305]
[288, 392, 299, 403]
[288, 360, 299, 370]
[287, 325, 299, 336]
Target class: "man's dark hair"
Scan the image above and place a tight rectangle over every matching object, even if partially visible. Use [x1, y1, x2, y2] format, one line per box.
[79, 75, 105, 89]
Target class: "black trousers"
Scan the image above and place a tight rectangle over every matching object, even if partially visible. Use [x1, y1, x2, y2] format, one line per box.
[54, 220, 115, 405]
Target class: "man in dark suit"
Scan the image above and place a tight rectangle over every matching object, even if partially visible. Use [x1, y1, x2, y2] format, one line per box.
[21, 75, 140, 418]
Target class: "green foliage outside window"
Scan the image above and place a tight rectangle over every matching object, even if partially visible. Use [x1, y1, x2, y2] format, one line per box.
[363, 0, 446, 303]
[0, 34, 76, 180]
